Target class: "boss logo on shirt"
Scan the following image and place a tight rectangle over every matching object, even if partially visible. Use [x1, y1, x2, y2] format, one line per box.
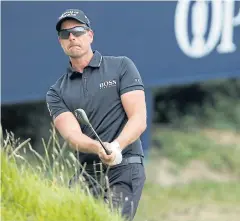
[100, 80, 117, 89]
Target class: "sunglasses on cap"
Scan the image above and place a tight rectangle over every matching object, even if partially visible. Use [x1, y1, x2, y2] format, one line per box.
[58, 26, 90, 39]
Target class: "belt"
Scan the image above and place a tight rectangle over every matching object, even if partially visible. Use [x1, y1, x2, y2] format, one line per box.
[83, 156, 143, 172]
[120, 156, 143, 166]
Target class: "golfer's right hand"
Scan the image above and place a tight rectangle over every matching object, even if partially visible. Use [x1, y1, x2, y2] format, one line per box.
[98, 142, 122, 166]
[98, 142, 116, 165]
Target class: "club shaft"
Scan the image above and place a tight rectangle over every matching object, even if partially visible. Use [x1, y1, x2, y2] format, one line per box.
[89, 125, 111, 155]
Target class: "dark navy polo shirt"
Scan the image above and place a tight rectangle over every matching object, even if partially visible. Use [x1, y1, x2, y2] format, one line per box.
[46, 50, 145, 163]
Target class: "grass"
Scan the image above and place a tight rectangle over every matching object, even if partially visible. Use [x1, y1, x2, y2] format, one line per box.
[134, 126, 240, 221]
[143, 181, 240, 203]
[1, 151, 124, 221]
[135, 181, 240, 221]
[1, 130, 124, 221]
[1, 125, 240, 221]
[152, 126, 240, 176]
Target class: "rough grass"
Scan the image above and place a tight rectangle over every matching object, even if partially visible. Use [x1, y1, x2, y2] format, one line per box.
[1, 129, 124, 221]
[1, 150, 124, 221]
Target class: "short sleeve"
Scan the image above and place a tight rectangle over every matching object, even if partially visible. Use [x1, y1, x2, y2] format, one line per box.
[46, 86, 70, 119]
[119, 57, 144, 95]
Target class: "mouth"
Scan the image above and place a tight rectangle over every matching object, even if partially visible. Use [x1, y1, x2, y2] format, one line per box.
[69, 45, 80, 49]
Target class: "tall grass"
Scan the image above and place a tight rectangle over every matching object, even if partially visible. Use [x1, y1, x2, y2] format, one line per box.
[1, 127, 124, 221]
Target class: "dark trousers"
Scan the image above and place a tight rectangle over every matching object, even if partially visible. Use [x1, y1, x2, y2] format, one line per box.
[69, 157, 146, 221]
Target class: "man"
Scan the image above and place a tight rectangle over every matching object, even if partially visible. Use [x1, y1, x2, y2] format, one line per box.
[46, 9, 147, 221]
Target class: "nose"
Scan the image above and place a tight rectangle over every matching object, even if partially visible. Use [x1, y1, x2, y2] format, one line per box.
[68, 32, 76, 41]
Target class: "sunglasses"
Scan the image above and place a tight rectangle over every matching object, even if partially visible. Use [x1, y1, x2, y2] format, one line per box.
[58, 26, 90, 39]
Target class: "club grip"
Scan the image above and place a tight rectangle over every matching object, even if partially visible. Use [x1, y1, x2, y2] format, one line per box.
[99, 141, 112, 155]
[104, 147, 112, 155]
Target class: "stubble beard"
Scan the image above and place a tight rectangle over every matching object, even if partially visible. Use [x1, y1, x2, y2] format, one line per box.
[69, 53, 83, 59]
[67, 47, 88, 59]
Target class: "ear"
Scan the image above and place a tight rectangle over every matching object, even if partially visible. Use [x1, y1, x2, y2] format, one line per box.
[58, 37, 64, 46]
[88, 30, 94, 43]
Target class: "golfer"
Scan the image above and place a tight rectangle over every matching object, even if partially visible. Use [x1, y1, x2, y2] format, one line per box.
[46, 9, 147, 220]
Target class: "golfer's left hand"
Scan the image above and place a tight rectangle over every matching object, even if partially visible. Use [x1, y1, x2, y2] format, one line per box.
[98, 141, 122, 166]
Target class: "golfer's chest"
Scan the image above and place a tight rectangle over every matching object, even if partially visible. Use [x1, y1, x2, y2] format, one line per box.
[62, 73, 120, 113]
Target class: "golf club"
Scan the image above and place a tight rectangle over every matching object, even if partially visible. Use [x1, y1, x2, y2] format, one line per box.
[74, 108, 112, 155]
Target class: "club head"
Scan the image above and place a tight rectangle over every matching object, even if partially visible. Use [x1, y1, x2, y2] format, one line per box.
[74, 109, 90, 126]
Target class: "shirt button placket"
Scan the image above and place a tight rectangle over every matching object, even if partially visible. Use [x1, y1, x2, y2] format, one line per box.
[83, 72, 88, 97]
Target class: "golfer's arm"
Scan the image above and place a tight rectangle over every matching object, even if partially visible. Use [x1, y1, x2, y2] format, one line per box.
[53, 112, 100, 154]
[115, 90, 147, 150]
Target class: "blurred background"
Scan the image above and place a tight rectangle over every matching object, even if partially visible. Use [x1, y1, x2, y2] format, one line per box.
[1, 1, 240, 221]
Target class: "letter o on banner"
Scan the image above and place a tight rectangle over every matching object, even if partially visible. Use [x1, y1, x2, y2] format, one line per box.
[175, 0, 223, 58]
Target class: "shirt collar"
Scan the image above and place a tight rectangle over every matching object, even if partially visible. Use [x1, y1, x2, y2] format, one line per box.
[67, 50, 102, 77]
[88, 50, 102, 67]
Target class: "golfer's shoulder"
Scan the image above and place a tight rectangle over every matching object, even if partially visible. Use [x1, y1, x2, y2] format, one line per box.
[47, 72, 68, 94]
[102, 55, 137, 70]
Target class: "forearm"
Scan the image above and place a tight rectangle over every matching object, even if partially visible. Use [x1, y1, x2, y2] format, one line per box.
[115, 114, 147, 150]
[65, 131, 100, 154]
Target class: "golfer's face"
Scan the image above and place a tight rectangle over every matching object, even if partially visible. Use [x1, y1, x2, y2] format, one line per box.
[58, 19, 93, 58]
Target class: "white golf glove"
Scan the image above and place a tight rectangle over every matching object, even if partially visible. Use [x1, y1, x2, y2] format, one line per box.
[107, 141, 122, 166]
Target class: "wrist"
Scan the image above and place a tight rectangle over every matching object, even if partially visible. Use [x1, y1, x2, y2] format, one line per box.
[92, 140, 102, 154]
